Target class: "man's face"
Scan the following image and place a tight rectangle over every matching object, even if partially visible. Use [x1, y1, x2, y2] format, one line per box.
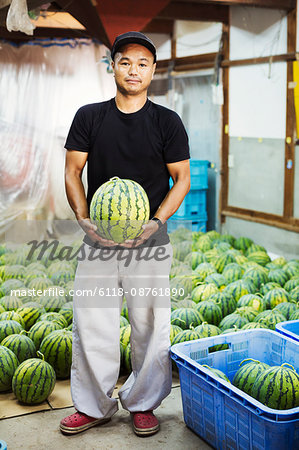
[111, 43, 156, 95]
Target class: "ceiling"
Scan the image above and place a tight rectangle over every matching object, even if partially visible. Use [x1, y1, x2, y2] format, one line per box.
[0, 0, 295, 48]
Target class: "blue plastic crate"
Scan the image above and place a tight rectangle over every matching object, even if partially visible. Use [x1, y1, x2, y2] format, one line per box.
[168, 215, 207, 233]
[172, 189, 207, 218]
[276, 320, 299, 342]
[171, 329, 299, 450]
[190, 160, 209, 189]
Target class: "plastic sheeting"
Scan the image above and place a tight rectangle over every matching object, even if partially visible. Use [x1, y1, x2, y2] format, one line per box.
[0, 39, 116, 238]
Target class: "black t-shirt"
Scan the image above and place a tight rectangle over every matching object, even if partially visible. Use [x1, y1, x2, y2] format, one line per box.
[65, 97, 190, 247]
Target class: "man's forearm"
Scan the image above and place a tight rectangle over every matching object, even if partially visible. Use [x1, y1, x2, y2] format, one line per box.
[65, 172, 89, 221]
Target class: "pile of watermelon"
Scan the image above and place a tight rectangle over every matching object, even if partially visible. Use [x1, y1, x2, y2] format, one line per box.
[202, 358, 299, 410]
[0, 227, 299, 407]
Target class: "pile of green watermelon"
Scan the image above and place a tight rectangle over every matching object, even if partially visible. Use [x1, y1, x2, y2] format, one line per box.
[202, 358, 299, 410]
[0, 227, 299, 406]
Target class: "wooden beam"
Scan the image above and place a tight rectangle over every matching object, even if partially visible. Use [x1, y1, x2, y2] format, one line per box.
[157, 2, 229, 22]
[142, 19, 173, 34]
[156, 52, 217, 71]
[222, 207, 299, 233]
[176, 0, 296, 11]
[220, 23, 230, 224]
[55, 0, 110, 47]
[0, 26, 93, 41]
[284, 7, 297, 218]
[222, 53, 297, 67]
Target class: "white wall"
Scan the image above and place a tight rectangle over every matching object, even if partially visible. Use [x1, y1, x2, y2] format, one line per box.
[175, 20, 222, 57]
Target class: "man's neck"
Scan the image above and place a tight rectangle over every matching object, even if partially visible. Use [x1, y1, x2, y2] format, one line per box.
[115, 92, 148, 114]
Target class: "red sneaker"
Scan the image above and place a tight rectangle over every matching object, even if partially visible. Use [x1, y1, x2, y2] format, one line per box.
[60, 411, 111, 435]
[131, 411, 160, 437]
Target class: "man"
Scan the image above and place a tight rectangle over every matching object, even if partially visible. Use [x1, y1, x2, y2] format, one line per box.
[60, 31, 190, 437]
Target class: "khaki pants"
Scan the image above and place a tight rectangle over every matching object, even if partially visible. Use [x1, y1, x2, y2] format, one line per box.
[71, 243, 173, 419]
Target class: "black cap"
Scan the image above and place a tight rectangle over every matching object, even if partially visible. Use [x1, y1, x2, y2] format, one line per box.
[111, 31, 156, 63]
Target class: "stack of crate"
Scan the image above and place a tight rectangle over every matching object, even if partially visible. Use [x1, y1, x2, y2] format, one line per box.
[168, 160, 209, 232]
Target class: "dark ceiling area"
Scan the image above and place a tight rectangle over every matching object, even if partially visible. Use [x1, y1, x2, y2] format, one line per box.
[0, 0, 296, 48]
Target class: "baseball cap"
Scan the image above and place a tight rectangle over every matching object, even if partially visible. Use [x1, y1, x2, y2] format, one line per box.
[111, 31, 156, 63]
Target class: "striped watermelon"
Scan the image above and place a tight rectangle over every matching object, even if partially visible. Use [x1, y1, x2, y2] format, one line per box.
[222, 263, 244, 283]
[204, 249, 219, 263]
[90, 177, 150, 244]
[0, 345, 19, 391]
[38, 312, 68, 328]
[170, 263, 190, 279]
[263, 288, 289, 309]
[38, 295, 66, 313]
[273, 302, 298, 320]
[0, 311, 25, 328]
[121, 300, 129, 321]
[268, 269, 289, 287]
[242, 322, 268, 330]
[0, 304, 5, 314]
[201, 365, 230, 382]
[234, 306, 258, 322]
[207, 292, 237, 317]
[170, 324, 183, 343]
[28, 320, 63, 349]
[234, 236, 253, 253]
[271, 256, 287, 267]
[194, 262, 217, 282]
[212, 252, 236, 273]
[173, 241, 192, 262]
[223, 279, 255, 302]
[246, 244, 267, 256]
[16, 306, 43, 330]
[170, 275, 194, 300]
[216, 234, 235, 246]
[171, 308, 203, 329]
[47, 261, 75, 278]
[50, 271, 73, 286]
[12, 356, 56, 404]
[184, 251, 205, 270]
[254, 310, 286, 330]
[0, 320, 24, 342]
[58, 309, 73, 326]
[237, 294, 265, 313]
[205, 273, 227, 290]
[221, 326, 241, 335]
[39, 329, 72, 379]
[171, 328, 201, 345]
[194, 235, 213, 253]
[25, 262, 47, 274]
[213, 242, 232, 253]
[1, 333, 36, 363]
[283, 262, 299, 278]
[2, 264, 26, 281]
[260, 282, 281, 296]
[290, 286, 299, 303]
[25, 270, 48, 286]
[27, 277, 53, 291]
[242, 266, 268, 289]
[205, 230, 221, 241]
[195, 301, 222, 326]
[191, 283, 218, 303]
[0, 295, 23, 311]
[284, 277, 299, 292]
[179, 299, 197, 309]
[194, 322, 221, 338]
[219, 313, 249, 331]
[120, 325, 131, 348]
[123, 343, 132, 373]
[246, 251, 271, 266]
[290, 310, 299, 320]
[232, 359, 270, 395]
[120, 316, 129, 328]
[251, 363, 299, 410]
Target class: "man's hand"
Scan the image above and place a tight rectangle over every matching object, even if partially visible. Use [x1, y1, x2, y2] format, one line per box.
[120, 220, 160, 248]
[78, 218, 116, 247]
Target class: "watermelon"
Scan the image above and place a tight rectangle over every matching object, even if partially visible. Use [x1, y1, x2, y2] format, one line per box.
[273, 302, 298, 320]
[242, 322, 268, 329]
[212, 252, 236, 273]
[39, 329, 72, 379]
[223, 279, 255, 302]
[237, 294, 265, 312]
[0, 311, 25, 328]
[260, 282, 281, 296]
[268, 269, 289, 287]
[170, 263, 190, 279]
[251, 363, 299, 410]
[184, 251, 205, 270]
[123, 343, 132, 373]
[222, 263, 244, 283]
[213, 242, 232, 253]
[170, 308, 203, 329]
[38, 312, 68, 329]
[232, 359, 270, 395]
[221, 326, 241, 334]
[246, 251, 271, 266]
[173, 241, 192, 262]
[290, 286, 299, 303]
[27, 277, 53, 291]
[191, 283, 218, 303]
[2, 264, 26, 281]
[194, 262, 217, 282]
[193, 235, 213, 253]
[204, 249, 219, 263]
[0, 304, 5, 314]
[170, 324, 183, 343]
[205, 273, 227, 290]
[194, 322, 221, 338]
[234, 236, 253, 253]
[263, 288, 289, 309]
[16, 306, 43, 330]
[234, 306, 258, 322]
[120, 325, 131, 348]
[0, 320, 24, 342]
[90, 177, 150, 244]
[179, 298, 197, 309]
[219, 313, 249, 331]
[242, 266, 268, 289]
[195, 301, 222, 326]
[121, 301, 129, 321]
[0, 345, 19, 391]
[216, 234, 235, 246]
[201, 365, 230, 383]
[47, 261, 75, 278]
[25, 270, 48, 286]
[283, 262, 299, 278]
[38, 295, 66, 313]
[120, 316, 129, 328]
[28, 320, 63, 349]
[1, 333, 36, 363]
[208, 292, 237, 317]
[50, 271, 73, 286]
[290, 310, 299, 320]
[284, 277, 299, 292]
[58, 309, 73, 326]
[0, 295, 23, 311]
[205, 230, 221, 241]
[170, 275, 194, 300]
[171, 328, 201, 345]
[254, 310, 286, 330]
[246, 244, 267, 255]
[12, 356, 56, 404]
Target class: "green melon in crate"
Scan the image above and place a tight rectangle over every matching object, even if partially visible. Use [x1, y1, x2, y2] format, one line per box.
[232, 359, 270, 396]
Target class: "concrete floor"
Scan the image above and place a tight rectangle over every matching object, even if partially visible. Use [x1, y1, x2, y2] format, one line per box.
[1, 386, 212, 450]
